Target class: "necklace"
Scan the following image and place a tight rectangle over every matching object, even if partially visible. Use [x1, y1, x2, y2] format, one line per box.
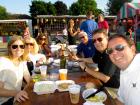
[13, 60, 20, 66]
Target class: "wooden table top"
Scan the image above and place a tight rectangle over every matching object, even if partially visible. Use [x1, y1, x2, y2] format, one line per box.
[15, 72, 115, 105]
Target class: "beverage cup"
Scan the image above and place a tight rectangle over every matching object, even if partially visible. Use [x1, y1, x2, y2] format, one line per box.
[68, 84, 81, 104]
[40, 65, 47, 79]
[59, 69, 67, 80]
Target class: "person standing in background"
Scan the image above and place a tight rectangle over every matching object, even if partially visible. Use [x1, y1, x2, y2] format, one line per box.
[68, 19, 80, 45]
[98, 14, 109, 34]
[80, 11, 98, 39]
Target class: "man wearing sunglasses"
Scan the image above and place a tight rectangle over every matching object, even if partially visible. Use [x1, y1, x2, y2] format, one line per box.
[76, 28, 120, 88]
[107, 34, 140, 105]
[76, 31, 96, 58]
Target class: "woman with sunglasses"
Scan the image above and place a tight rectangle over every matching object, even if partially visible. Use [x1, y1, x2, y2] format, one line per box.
[36, 33, 52, 57]
[24, 37, 46, 74]
[0, 35, 31, 105]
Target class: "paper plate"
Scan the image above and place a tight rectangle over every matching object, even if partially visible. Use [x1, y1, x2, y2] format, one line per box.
[56, 80, 75, 92]
[33, 81, 56, 95]
[82, 88, 107, 102]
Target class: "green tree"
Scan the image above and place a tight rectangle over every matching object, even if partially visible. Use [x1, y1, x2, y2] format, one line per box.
[107, 0, 132, 15]
[46, 2, 56, 15]
[69, 3, 80, 15]
[29, 0, 56, 17]
[69, 0, 103, 16]
[0, 5, 8, 19]
[30, 1, 47, 17]
[54, 1, 68, 15]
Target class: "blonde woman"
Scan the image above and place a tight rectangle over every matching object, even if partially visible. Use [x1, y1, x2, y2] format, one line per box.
[24, 37, 46, 74]
[0, 35, 31, 105]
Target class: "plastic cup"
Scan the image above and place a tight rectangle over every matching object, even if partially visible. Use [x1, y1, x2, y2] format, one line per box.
[68, 84, 81, 104]
[49, 72, 59, 81]
[40, 65, 47, 79]
[59, 69, 67, 80]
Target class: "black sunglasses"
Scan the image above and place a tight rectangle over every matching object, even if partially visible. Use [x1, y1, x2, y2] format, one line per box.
[93, 37, 103, 43]
[106, 44, 126, 55]
[25, 43, 34, 46]
[40, 38, 46, 40]
[11, 45, 25, 49]
[79, 36, 85, 39]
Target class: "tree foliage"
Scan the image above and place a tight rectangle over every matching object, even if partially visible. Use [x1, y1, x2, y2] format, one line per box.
[54, 1, 68, 15]
[29, 0, 56, 17]
[69, 3, 80, 15]
[107, 0, 132, 15]
[46, 2, 56, 15]
[69, 0, 103, 16]
[0, 5, 8, 19]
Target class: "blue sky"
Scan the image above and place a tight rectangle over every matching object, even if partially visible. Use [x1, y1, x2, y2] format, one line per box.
[0, 0, 139, 15]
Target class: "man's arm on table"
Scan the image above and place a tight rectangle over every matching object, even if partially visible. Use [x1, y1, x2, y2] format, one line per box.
[79, 61, 110, 83]
[84, 66, 110, 83]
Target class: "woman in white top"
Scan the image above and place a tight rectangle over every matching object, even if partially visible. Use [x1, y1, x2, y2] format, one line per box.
[24, 37, 46, 74]
[0, 35, 31, 105]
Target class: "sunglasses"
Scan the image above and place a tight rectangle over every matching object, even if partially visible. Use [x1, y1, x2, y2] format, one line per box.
[93, 37, 104, 43]
[25, 43, 34, 46]
[79, 36, 84, 39]
[11, 45, 25, 49]
[106, 44, 126, 55]
[40, 38, 46, 40]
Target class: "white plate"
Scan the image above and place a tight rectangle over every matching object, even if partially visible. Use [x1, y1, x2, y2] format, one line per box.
[67, 45, 77, 49]
[53, 59, 60, 64]
[55, 80, 75, 92]
[33, 81, 57, 95]
[82, 88, 107, 102]
[50, 45, 61, 49]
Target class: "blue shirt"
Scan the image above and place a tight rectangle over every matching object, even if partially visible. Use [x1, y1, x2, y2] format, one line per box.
[77, 39, 96, 58]
[80, 19, 98, 39]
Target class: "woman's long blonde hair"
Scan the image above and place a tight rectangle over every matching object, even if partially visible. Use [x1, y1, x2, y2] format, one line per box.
[23, 37, 39, 61]
[7, 35, 25, 61]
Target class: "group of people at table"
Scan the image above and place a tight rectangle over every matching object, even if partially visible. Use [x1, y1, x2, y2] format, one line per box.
[0, 12, 139, 105]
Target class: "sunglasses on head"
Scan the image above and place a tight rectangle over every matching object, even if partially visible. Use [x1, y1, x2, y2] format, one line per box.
[79, 36, 84, 39]
[93, 37, 103, 43]
[11, 45, 25, 49]
[106, 44, 126, 55]
[25, 43, 34, 46]
[40, 38, 46, 40]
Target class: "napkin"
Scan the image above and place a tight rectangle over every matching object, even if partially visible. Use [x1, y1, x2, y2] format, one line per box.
[83, 101, 104, 105]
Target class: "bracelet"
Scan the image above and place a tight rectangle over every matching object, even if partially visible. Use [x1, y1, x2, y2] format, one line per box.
[83, 66, 86, 71]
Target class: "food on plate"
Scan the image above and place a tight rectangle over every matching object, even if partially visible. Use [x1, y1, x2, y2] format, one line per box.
[58, 83, 73, 90]
[32, 75, 41, 82]
[85, 82, 95, 89]
[82, 88, 107, 102]
[86, 95, 105, 102]
[56, 80, 75, 91]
